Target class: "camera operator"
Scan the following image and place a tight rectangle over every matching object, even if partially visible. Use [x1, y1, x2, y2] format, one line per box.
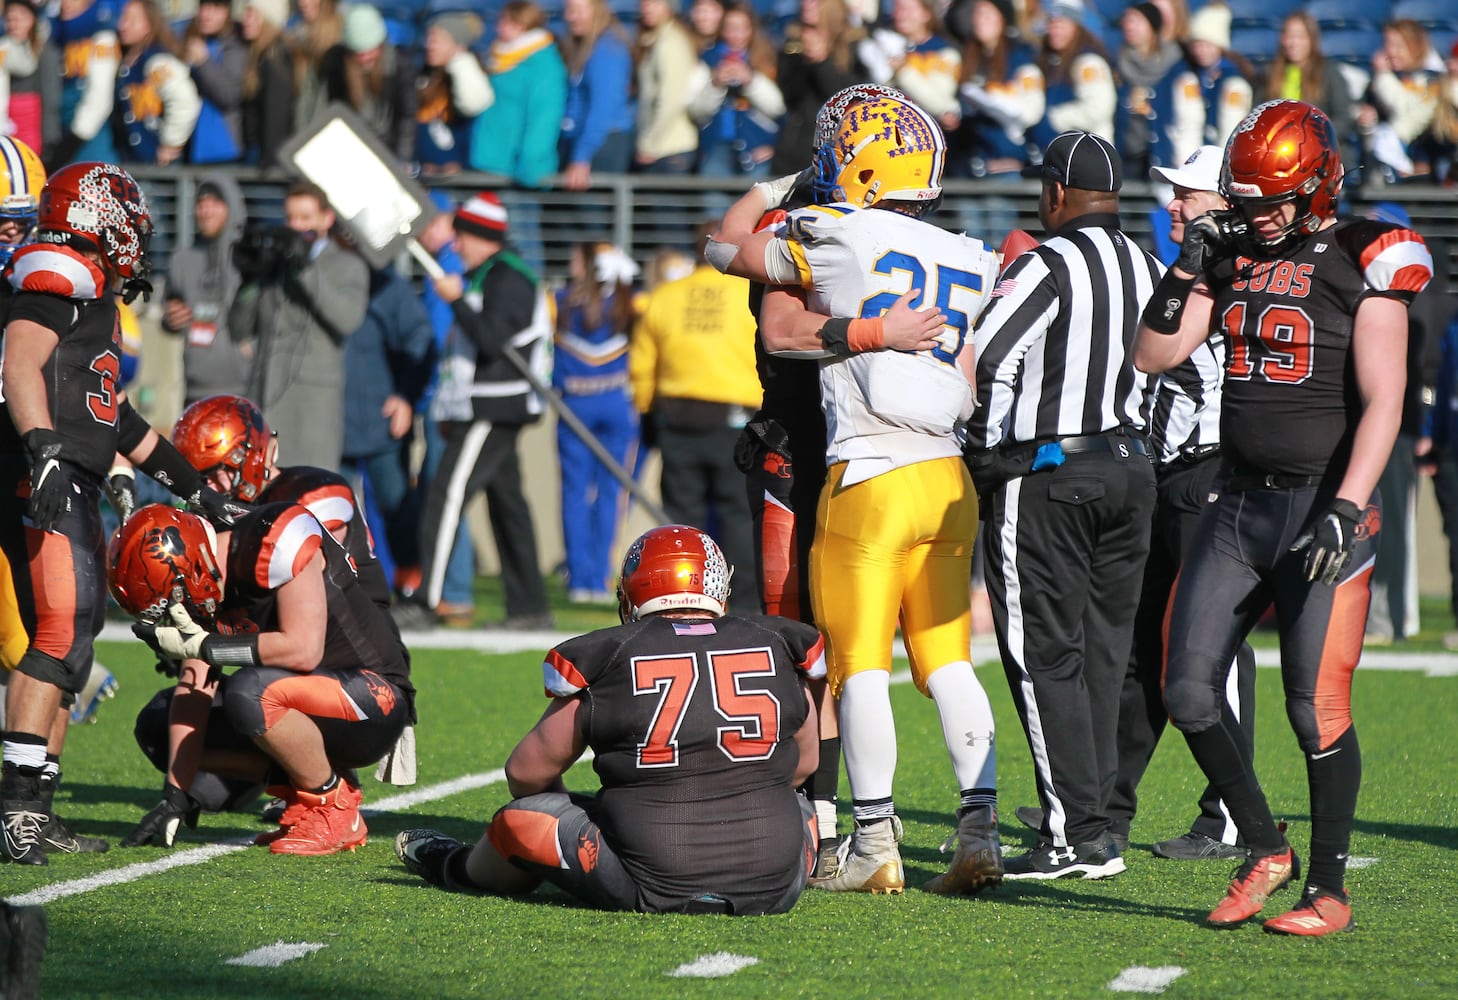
[162, 175, 251, 406]
[230, 180, 369, 473]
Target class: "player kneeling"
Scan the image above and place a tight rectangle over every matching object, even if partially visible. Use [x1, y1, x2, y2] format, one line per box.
[395, 526, 823, 914]
[108, 504, 415, 855]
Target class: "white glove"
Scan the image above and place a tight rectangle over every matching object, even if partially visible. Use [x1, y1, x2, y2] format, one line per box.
[152, 603, 209, 661]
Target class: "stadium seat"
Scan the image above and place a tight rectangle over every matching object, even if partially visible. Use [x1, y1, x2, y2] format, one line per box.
[1224, 0, 1305, 30]
[1305, 0, 1383, 32]
[1230, 25, 1280, 65]
[1390, 0, 1458, 34]
[1321, 26, 1385, 63]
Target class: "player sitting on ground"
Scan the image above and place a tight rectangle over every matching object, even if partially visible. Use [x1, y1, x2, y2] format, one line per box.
[109, 503, 414, 855]
[395, 525, 824, 914]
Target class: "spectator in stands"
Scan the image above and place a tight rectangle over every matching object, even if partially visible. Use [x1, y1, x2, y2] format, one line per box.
[328, 4, 415, 162]
[1115, 1, 1201, 178]
[1358, 19, 1444, 183]
[689, 1, 784, 178]
[1149, 0, 1188, 46]
[416, 11, 493, 176]
[555, 242, 640, 604]
[291, 0, 345, 132]
[470, 1, 567, 187]
[231, 180, 369, 472]
[114, 0, 202, 166]
[950, 0, 1044, 178]
[1264, 12, 1358, 169]
[1412, 42, 1457, 183]
[162, 175, 251, 405]
[634, 0, 700, 175]
[771, 0, 866, 174]
[1183, 3, 1251, 149]
[54, 0, 121, 164]
[240, 0, 294, 169]
[558, 0, 635, 191]
[859, 0, 961, 129]
[1033, 0, 1116, 147]
[182, 0, 245, 164]
[342, 266, 437, 590]
[688, 0, 724, 53]
[3, 0, 60, 161]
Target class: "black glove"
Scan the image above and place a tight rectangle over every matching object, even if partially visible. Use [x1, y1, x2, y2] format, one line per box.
[1289, 499, 1364, 585]
[120, 782, 199, 848]
[1174, 212, 1231, 276]
[21, 428, 77, 532]
[104, 467, 138, 524]
[189, 486, 251, 530]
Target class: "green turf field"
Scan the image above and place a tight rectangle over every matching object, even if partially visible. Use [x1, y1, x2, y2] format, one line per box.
[3, 638, 1456, 999]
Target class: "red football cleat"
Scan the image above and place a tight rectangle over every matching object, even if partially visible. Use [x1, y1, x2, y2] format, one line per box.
[269, 781, 367, 856]
[254, 787, 306, 846]
[1207, 846, 1300, 927]
[1264, 888, 1354, 937]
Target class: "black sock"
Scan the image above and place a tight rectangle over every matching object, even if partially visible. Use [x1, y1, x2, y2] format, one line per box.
[1305, 726, 1361, 894]
[800, 736, 841, 801]
[958, 787, 997, 815]
[1183, 721, 1284, 854]
[309, 773, 340, 796]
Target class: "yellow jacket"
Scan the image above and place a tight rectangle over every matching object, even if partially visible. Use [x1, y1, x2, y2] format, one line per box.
[630, 266, 763, 413]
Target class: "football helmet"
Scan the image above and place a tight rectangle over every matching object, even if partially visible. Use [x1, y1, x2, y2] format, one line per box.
[36, 161, 154, 286]
[0, 136, 45, 264]
[108, 505, 223, 625]
[813, 84, 909, 158]
[172, 395, 275, 502]
[617, 525, 731, 623]
[1220, 99, 1342, 256]
[813, 96, 945, 213]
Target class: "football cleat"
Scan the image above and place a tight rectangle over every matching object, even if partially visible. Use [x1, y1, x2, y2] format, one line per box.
[1002, 831, 1126, 880]
[70, 664, 119, 725]
[1207, 845, 1300, 927]
[0, 901, 48, 999]
[268, 781, 367, 856]
[1153, 831, 1245, 861]
[36, 770, 109, 854]
[1263, 886, 1354, 937]
[923, 805, 1003, 895]
[254, 787, 306, 846]
[394, 829, 473, 891]
[811, 839, 842, 880]
[809, 816, 905, 894]
[1, 763, 47, 866]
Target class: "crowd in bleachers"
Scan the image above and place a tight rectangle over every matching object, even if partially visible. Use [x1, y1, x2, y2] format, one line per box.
[6, 0, 1456, 186]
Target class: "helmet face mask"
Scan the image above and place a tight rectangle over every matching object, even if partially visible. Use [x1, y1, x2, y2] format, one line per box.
[108, 505, 224, 626]
[173, 395, 274, 502]
[815, 96, 946, 210]
[1220, 99, 1342, 258]
[616, 526, 732, 623]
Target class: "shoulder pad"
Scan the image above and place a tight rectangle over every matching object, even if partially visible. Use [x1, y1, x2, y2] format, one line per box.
[232, 501, 325, 592]
[1335, 220, 1433, 298]
[8, 245, 106, 300]
[263, 466, 357, 534]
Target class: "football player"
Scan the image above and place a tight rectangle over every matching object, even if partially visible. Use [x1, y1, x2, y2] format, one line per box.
[110, 502, 414, 855]
[0, 162, 244, 866]
[1135, 100, 1434, 935]
[395, 525, 823, 915]
[707, 96, 1005, 895]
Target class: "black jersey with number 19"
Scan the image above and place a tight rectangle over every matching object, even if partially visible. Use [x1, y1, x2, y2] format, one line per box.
[1208, 219, 1432, 477]
[543, 613, 825, 912]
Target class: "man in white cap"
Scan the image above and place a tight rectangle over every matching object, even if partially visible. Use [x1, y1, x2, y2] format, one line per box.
[1020, 143, 1255, 860]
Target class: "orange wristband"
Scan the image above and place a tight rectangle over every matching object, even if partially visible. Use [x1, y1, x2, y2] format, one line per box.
[847, 317, 884, 353]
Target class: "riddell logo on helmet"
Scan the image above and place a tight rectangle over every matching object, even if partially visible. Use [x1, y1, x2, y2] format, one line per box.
[1226, 181, 1263, 196]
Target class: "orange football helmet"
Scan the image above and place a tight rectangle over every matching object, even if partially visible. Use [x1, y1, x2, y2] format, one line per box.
[108, 505, 223, 624]
[172, 395, 275, 502]
[617, 525, 731, 623]
[1220, 99, 1343, 255]
[37, 161, 153, 281]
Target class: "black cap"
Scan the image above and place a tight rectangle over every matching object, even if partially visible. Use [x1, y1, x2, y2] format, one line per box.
[196, 180, 227, 202]
[1022, 130, 1123, 192]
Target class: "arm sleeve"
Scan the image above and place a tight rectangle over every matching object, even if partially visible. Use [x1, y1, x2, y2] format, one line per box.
[1216, 76, 1253, 147]
[150, 53, 203, 149]
[1169, 71, 1205, 166]
[450, 265, 537, 362]
[569, 40, 630, 164]
[190, 40, 245, 111]
[894, 48, 960, 117]
[685, 60, 723, 126]
[445, 51, 493, 117]
[70, 31, 119, 141]
[298, 247, 370, 342]
[518, 57, 567, 186]
[1047, 53, 1116, 137]
[966, 251, 1061, 449]
[228, 282, 260, 343]
[389, 283, 439, 405]
[629, 307, 659, 413]
[637, 31, 697, 153]
[742, 70, 785, 118]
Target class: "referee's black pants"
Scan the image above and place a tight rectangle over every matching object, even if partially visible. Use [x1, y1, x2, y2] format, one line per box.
[1110, 454, 1256, 844]
[984, 448, 1156, 848]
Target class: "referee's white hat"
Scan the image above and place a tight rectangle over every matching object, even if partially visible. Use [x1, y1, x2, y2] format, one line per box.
[1149, 145, 1224, 194]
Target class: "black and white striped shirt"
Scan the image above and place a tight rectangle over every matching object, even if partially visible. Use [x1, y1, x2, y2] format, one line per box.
[1147, 331, 1225, 465]
[967, 214, 1163, 450]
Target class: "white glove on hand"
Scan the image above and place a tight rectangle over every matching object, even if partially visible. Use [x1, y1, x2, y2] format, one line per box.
[152, 603, 209, 661]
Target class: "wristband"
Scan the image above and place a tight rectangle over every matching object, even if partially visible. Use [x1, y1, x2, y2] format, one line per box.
[1141, 270, 1198, 335]
[199, 633, 261, 670]
[136, 435, 206, 500]
[116, 399, 152, 454]
[847, 317, 884, 353]
[818, 317, 851, 356]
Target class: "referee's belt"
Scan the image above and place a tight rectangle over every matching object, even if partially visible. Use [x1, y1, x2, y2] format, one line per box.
[1225, 469, 1324, 491]
[1054, 432, 1149, 458]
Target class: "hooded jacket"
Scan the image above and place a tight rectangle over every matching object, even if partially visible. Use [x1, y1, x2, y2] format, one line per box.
[162, 172, 250, 403]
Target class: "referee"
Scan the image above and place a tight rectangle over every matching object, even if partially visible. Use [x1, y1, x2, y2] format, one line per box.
[966, 130, 1160, 880]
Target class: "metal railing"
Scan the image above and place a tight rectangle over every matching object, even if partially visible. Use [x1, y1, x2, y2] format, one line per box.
[130, 167, 1458, 288]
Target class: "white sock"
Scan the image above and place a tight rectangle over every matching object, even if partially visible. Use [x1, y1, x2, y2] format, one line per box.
[927, 661, 997, 794]
[838, 670, 897, 804]
[3, 740, 46, 771]
[814, 798, 838, 842]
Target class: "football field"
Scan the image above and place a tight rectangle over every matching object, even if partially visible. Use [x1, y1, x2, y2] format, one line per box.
[4, 635, 1456, 999]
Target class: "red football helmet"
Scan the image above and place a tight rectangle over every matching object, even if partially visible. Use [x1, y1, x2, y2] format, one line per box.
[172, 395, 275, 502]
[36, 161, 153, 281]
[1220, 99, 1343, 256]
[617, 525, 732, 623]
[108, 505, 223, 624]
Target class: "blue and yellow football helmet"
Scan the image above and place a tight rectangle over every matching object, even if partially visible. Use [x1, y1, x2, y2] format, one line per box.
[812, 96, 945, 213]
[0, 136, 44, 265]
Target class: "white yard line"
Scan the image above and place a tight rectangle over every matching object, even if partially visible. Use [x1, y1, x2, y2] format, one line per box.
[226, 942, 328, 967]
[666, 953, 761, 978]
[1108, 966, 1187, 994]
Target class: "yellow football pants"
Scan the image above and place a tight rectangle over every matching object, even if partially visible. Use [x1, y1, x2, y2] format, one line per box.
[810, 455, 977, 697]
[0, 544, 28, 670]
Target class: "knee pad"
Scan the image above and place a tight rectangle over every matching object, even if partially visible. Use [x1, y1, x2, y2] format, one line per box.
[221, 670, 268, 737]
[1162, 654, 1227, 734]
[488, 792, 575, 865]
[133, 687, 175, 774]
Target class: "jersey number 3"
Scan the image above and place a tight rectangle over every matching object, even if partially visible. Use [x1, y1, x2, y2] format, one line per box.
[87, 350, 121, 424]
[632, 648, 782, 769]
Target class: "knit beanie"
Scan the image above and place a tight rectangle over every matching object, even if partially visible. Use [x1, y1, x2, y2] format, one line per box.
[1187, 3, 1231, 49]
[343, 4, 388, 53]
[247, 0, 289, 31]
[454, 192, 508, 242]
[1130, 2, 1163, 36]
[430, 11, 484, 47]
